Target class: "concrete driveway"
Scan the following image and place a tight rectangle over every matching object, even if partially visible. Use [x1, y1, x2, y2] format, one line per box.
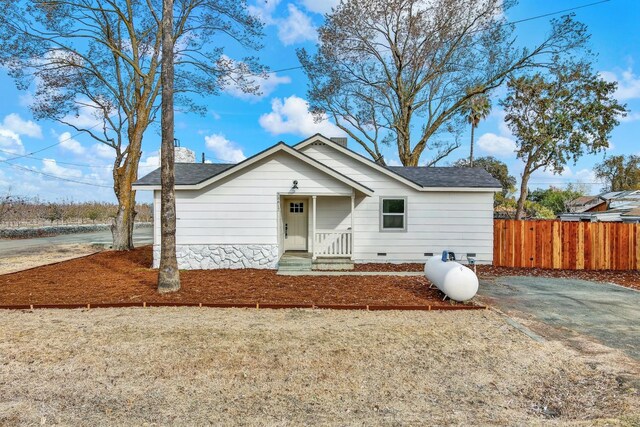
[478, 276, 640, 360]
[0, 227, 153, 257]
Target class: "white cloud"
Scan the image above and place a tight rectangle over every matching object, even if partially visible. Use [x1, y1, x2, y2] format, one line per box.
[476, 132, 516, 156]
[278, 4, 317, 45]
[300, 0, 339, 14]
[619, 111, 640, 123]
[92, 143, 115, 160]
[0, 113, 45, 156]
[41, 158, 83, 178]
[61, 100, 106, 129]
[58, 131, 85, 155]
[259, 95, 344, 137]
[2, 113, 42, 138]
[248, 0, 280, 25]
[575, 168, 598, 183]
[600, 68, 640, 101]
[249, 1, 317, 45]
[18, 92, 35, 108]
[492, 108, 512, 137]
[204, 134, 246, 163]
[138, 153, 160, 177]
[0, 129, 25, 155]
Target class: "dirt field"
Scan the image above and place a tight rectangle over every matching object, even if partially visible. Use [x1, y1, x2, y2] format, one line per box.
[0, 247, 453, 307]
[0, 243, 99, 274]
[0, 308, 637, 425]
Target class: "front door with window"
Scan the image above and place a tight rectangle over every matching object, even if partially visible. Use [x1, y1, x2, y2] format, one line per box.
[284, 199, 308, 251]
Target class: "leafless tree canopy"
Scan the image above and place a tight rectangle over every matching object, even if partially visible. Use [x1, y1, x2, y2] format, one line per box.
[298, 0, 590, 166]
[0, 0, 263, 249]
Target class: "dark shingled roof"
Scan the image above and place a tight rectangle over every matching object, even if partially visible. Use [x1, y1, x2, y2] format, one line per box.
[134, 163, 235, 186]
[136, 162, 501, 189]
[387, 166, 502, 188]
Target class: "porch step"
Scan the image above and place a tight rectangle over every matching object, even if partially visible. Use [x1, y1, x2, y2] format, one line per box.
[312, 257, 354, 271]
[277, 256, 313, 272]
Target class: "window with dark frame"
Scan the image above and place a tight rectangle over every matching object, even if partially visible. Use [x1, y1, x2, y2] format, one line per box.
[381, 198, 406, 230]
[289, 202, 304, 213]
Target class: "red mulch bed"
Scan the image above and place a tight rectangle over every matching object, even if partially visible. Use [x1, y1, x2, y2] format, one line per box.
[354, 263, 640, 291]
[354, 263, 424, 272]
[0, 247, 462, 307]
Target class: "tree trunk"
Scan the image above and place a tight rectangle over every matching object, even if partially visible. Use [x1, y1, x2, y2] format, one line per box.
[111, 138, 142, 251]
[469, 124, 475, 167]
[400, 152, 420, 166]
[515, 171, 531, 220]
[111, 192, 135, 250]
[157, 0, 180, 293]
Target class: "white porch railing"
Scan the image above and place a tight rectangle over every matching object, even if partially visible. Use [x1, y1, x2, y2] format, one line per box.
[314, 229, 352, 257]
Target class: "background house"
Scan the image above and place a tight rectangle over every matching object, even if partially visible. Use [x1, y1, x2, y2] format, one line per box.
[559, 191, 640, 222]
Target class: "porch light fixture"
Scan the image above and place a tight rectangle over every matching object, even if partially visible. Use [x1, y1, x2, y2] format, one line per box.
[291, 180, 298, 190]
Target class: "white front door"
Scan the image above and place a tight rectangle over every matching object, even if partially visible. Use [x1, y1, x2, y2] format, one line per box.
[284, 199, 308, 251]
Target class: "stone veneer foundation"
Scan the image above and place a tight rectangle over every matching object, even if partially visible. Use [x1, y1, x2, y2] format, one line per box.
[153, 244, 279, 269]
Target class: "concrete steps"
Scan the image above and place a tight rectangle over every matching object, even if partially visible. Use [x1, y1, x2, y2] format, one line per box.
[312, 257, 354, 271]
[278, 254, 313, 272]
[277, 252, 354, 272]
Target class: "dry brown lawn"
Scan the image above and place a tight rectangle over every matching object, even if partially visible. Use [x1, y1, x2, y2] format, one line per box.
[0, 308, 638, 426]
[0, 243, 99, 275]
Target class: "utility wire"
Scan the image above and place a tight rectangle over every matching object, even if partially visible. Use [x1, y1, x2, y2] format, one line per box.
[1, 121, 107, 162]
[0, 147, 114, 169]
[0, 161, 112, 188]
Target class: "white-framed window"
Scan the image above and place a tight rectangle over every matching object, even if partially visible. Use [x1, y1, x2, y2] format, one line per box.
[380, 197, 407, 231]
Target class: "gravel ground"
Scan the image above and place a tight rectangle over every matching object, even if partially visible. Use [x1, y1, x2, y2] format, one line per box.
[0, 244, 100, 275]
[0, 308, 638, 425]
[478, 265, 640, 291]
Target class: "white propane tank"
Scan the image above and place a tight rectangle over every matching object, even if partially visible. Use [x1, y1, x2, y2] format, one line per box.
[424, 252, 479, 301]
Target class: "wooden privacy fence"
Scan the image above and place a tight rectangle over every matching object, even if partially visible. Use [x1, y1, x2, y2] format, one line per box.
[493, 219, 640, 270]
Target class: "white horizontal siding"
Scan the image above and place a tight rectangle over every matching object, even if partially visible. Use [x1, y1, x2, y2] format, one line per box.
[155, 151, 354, 246]
[302, 142, 495, 263]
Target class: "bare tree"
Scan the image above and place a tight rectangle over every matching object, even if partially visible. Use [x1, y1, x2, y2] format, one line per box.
[298, 0, 590, 166]
[157, 0, 179, 292]
[0, 0, 263, 249]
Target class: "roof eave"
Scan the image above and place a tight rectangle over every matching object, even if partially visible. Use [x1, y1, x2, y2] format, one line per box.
[134, 142, 374, 196]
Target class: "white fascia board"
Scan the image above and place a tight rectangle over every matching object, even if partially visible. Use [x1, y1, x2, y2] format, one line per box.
[296, 135, 500, 193]
[135, 142, 374, 196]
[132, 185, 160, 190]
[295, 134, 424, 191]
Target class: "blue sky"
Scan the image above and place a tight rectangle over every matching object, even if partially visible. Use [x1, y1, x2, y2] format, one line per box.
[0, 0, 639, 203]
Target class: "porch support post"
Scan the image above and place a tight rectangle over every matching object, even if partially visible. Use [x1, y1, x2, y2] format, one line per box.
[312, 195, 317, 260]
[350, 193, 355, 257]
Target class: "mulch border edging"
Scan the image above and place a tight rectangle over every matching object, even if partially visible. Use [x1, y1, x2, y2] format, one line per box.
[0, 302, 486, 311]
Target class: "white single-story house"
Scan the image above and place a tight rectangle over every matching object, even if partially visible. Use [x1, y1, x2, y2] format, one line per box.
[133, 134, 501, 270]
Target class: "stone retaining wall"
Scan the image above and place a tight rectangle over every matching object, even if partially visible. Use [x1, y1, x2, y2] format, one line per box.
[153, 244, 279, 269]
[0, 222, 152, 239]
